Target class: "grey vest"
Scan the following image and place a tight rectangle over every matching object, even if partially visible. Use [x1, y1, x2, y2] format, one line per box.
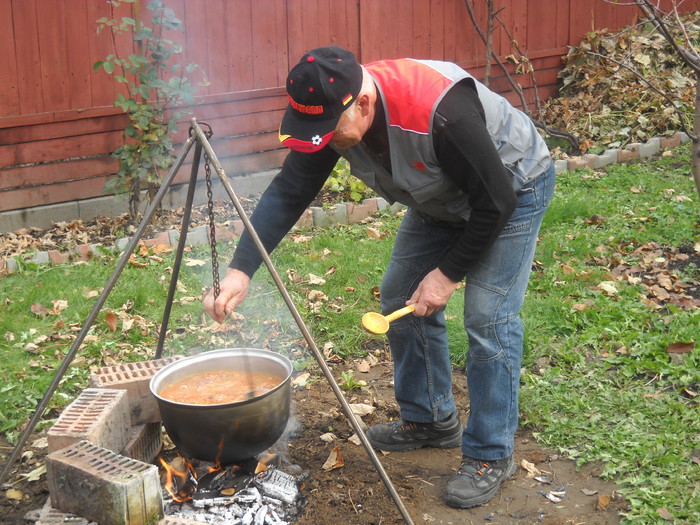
[334, 59, 551, 222]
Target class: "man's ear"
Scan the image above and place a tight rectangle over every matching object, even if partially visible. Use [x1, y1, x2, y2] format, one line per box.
[356, 92, 371, 117]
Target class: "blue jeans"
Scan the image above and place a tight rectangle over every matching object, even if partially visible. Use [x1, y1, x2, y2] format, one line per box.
[380, 162, 555, 461]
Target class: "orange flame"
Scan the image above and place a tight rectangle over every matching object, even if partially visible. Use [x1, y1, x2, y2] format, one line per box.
[158, 455, 197, 502]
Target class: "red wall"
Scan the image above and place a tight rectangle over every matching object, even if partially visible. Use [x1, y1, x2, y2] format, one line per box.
[1, 0, 697, 212]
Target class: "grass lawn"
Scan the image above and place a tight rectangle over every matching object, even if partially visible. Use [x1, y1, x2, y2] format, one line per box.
[1, 143, 698, 523]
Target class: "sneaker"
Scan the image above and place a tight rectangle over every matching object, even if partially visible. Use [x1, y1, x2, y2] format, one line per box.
[445, 455, 516, 508]
[366, 411, 462, 452]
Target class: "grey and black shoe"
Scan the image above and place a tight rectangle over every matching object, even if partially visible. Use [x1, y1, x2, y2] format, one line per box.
[445, 455, 516, 508]
[366, 411, 462, 452]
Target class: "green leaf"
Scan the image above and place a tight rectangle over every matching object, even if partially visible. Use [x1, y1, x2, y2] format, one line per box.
[102, 61, 115, 74]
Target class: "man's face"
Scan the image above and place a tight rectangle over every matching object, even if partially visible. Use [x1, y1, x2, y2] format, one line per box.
[329, 104, 364, 149]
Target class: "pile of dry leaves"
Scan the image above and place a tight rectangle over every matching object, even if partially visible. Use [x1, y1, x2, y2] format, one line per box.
[541, 12, 698, 152]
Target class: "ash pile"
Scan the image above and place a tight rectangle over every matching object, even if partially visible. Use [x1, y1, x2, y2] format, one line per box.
[163, 462, 307, 524]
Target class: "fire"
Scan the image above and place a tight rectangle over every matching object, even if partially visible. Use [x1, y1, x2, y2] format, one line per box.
[159, 455, 198, 502]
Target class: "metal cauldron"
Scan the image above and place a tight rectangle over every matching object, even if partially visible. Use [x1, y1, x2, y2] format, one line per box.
[150, 348, 293, 464]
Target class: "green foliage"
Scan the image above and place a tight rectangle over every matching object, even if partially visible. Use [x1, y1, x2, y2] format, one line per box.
[94, 0, 200, 220]
[338, 370, 367, 392]
[323, 159, 373, 203]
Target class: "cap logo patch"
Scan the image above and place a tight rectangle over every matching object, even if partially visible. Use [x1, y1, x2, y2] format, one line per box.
[287, 94, 324, 115]
[342, 94, 354, 106]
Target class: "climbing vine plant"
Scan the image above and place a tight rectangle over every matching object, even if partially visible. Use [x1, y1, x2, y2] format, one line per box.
[94, 0, 202, 221]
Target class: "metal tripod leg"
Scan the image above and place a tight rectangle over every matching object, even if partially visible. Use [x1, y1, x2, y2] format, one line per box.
[0, 135, 196, 486]
[155, 141, 204, 359]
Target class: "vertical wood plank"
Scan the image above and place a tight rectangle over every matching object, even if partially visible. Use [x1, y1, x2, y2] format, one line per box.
[86, 0, 118, 108]
[37, 0, 71, 112]
[429, 0, 445, 60]
[66, 0, 92, 110]
[251, 0, 280, 89]
[204, 0, 229, 94]
[181, 0, 211, 97]
[13, 0, 44, 114]
[0, 0, 20, 117]
[228, 0, 254, 91]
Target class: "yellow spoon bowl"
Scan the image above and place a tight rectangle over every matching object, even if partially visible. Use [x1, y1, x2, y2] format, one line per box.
[361, 304, 416, 335]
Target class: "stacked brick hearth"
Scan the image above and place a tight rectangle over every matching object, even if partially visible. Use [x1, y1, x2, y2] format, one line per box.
[38, 355, 207, 525]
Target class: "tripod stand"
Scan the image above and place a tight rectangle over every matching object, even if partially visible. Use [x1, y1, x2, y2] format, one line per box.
[0, 118, 414, 524]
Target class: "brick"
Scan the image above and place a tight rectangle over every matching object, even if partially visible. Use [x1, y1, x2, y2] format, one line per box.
[371, 197, 389, 211]
[74, 244, 94, 261]
[4, 258, 18, 273]
[89, 356, 183, 425]
[347, 200, 378, 223]
[567, 157, 590, 171]
[617, 148, 640, 163]
[47, 250, 70, 264]
[28, 251, 50, 264]
[47, 388, 130, 454]
[554, 159, 569, 174]
[142, 231, 171, 248]
[660, 134, 681, 150]
[328, 203, 348, 224]
[231, 219, 245, 235]
[47, 440, 163, 525]
[36, 498, 92, 525]
[294, 209, 314, 229]
[598, 149, 618, 167]
[214, 224, 238, 242]
[121, 422, 163, 464]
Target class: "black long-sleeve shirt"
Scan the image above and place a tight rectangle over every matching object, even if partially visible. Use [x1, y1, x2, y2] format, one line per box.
[230, 79, 516, 283]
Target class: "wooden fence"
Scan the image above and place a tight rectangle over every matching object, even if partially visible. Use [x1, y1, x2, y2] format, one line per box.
[1, 0, 698, 216]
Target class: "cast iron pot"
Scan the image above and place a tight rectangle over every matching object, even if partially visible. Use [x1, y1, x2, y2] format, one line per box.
[150, 348, 293, 464]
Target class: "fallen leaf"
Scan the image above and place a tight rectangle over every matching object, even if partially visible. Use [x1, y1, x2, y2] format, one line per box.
[291, 372, 310, 388]
[657, 508, 674, 521]
[307, 273, 326, 285]
[597, 281, 619, 295]
[21, 464, 46, 482]
[322, 446, 344, 471]
[319, 433, 337, 443]
[356, 359, 371, 373]
[85, 290, 100, 299]
[220, 488, 235, 496]
[184, 258, 207, 267]
[50, 299, 68, 314]
[348, 434, 361, 445]
[30, 303, 48, 318]
[105, 312, 118, 332]
[521, 459, 540, 478]
[596, 494, 611, 510]
[5, 488, 23, 501]
[349, 403, 375, 417]
[581, 488, 599, 496]
[666, 341, 694, 354]
[366, 226, 385, 240]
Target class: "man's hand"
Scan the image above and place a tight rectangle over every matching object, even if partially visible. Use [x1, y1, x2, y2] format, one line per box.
[203, 268, 251, 323]
[408, 268, 461, 317]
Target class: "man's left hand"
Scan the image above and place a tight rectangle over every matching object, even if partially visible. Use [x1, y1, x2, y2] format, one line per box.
[408, 268, 461, 317]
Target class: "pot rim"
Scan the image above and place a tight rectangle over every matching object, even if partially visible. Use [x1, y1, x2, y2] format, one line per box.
[149, 347, 293, 409]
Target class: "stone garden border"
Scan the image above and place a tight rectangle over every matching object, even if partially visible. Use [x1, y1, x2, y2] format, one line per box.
[0, 131, 692, 275]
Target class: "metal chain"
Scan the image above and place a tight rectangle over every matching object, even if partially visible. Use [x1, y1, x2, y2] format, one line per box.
[204, 152, 221, 299]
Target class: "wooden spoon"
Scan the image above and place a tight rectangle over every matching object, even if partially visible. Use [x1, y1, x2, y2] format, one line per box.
[362, 304, 416, 335]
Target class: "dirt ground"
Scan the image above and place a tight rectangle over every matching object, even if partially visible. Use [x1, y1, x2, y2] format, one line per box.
[1, 345, 627, 525]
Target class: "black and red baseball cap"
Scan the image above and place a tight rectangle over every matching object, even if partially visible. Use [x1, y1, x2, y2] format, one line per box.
[279, 46, 363, 153]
